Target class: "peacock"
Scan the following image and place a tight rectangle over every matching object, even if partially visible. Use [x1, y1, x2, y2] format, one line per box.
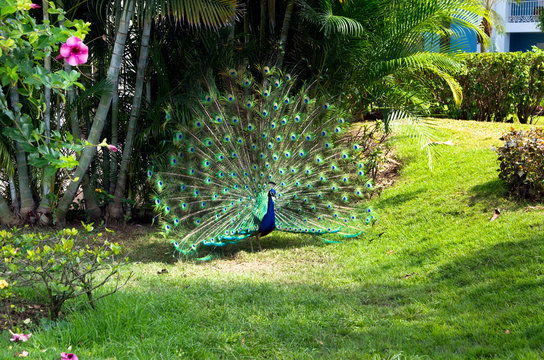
[148, 66, 376, 255]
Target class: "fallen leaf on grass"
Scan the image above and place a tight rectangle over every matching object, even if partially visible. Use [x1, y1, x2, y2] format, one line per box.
[399, 272, 416, 280]
[489, 208, 501, 222]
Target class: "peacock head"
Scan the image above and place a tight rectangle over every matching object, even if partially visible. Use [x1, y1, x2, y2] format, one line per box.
[268, 181, 277, 198]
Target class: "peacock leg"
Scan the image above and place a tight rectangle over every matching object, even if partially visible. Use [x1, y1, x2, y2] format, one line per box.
[257, 233, 262, 251]
[249, 237, 254, 252]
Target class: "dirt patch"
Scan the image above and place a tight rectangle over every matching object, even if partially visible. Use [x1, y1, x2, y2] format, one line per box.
[373, 152, 402, 196]
[0, 298, 47, 332]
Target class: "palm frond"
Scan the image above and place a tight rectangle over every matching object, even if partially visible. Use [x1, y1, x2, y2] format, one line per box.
[157, 0, 240, 28]
[0, 139, 15, 176]
[297, 0, 364, 37]
[388, 109, 441, 169]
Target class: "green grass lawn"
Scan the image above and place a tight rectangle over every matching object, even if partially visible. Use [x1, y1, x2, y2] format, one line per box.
[2, 119, 544, 359]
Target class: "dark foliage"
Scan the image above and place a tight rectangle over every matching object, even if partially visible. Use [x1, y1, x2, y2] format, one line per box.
[497, 128, 544, 199]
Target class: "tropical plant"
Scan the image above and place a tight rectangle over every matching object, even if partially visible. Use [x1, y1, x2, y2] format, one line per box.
[55, 0, 240, 223]
[497, 127, 544, 199]
[0, 0, 90, 224]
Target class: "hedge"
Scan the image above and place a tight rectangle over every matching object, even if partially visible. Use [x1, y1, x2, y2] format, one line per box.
[431, 48, 544, 123]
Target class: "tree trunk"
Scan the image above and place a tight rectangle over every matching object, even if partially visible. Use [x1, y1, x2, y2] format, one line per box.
[0, 193, 17, 225]
[260, 0, 267, 44]
[244, 9, 249, 45]
[109, 70, 120, 194]
[37, 0, 53, 225]
[268, 0, 276, 35]
[9, 86, 36, 220]
[82, 174, 102, 219]
[65, 64, 102, 220]
[55, 2, 135, 224]
[479, 17, 492, 53]
[109, 10, 152, 220]
[277, 0, 294, 67]
[8, 176, 18, 212]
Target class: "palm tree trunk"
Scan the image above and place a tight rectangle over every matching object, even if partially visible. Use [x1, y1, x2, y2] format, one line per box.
[8, 176, 18, 212]
[145, 80, 151, 104]
[109, 10, 152, 220]
[0, 192, 17, 225]
[55, 2, 135, 224]
[268, 0, 276, 35]
[37, 0, 53, 225]
[277, 0, 295, 67]
[244, 9, 249, 45]
[109, 72, 120, 194]
[260, 0, 267, 44]
[65, 63, 102, 220]
[479, 18, 492, 53]
[10, 85, 35, 220]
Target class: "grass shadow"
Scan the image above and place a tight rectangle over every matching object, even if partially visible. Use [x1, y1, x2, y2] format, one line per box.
[374, 189, 425, 209]
[468, 178, 544, 212]
[26, 233, 544, 360]
[123, 229, 336, 264]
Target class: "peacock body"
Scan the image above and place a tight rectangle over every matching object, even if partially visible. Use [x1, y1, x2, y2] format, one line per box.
[148, 66, 376, 254]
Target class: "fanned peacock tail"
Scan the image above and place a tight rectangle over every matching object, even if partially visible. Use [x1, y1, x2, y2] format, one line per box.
[148, 66, 376, 255]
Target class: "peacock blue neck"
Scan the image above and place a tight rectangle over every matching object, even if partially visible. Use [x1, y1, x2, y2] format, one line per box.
[258, 193, 276, 236]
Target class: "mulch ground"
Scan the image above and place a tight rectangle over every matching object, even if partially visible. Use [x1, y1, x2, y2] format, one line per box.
[0, 299, 47, 332]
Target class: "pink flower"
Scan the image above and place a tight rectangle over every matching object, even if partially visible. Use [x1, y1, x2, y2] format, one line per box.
[18, 350, 29, 357]
[61, 353, 78, 360]
[10, 333, 31, 342]
[107, 144, 118, 152]
[58, 36, 88, 66]
[30, 3, 41, 9]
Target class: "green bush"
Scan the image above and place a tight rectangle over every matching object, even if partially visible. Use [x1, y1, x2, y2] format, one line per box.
[432, 49, 544, 123]
[0, 225, 132, 321]
[496, 128, 544, 199]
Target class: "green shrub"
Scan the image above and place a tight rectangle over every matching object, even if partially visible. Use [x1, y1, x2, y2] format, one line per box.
[431, 49, 544, 123]
[0, 225, 132, 321]
[496, 128, 544, 199]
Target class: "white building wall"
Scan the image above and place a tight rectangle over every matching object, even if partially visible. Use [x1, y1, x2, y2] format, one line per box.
[492, 0, 543, 52]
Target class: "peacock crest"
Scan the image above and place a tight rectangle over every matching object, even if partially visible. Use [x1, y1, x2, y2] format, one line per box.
[148, 66, 376, 255]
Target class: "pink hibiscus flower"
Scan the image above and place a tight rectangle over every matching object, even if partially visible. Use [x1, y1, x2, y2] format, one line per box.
[107, 144, 119, 152]
[60, 353, 78, 360]
[30, 3, 41, 9]
[10, 333, 31, 342]
[57, 36, 88, 66]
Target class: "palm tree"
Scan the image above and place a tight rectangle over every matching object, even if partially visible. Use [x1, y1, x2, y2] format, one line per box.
[478, 0, 505, 52]
[295, 0, 488, 111]
[55, 0, 239, 223]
